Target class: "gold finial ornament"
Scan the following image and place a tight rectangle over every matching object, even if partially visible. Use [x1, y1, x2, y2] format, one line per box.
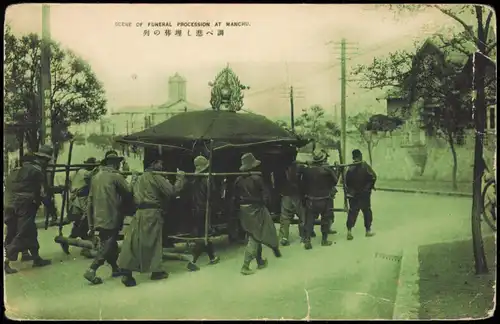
[209, 65, 250, 112]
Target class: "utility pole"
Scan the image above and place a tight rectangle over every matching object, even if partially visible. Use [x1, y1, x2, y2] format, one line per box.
[290, 86, 295, 130]
[327, 38, 358, 163]
[40, 4, 51, 146]
[280, 85, 304, 132]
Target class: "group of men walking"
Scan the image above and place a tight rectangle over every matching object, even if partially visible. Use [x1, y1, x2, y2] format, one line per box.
[4, 144, 377, 284]
[277, 148, 377, 250]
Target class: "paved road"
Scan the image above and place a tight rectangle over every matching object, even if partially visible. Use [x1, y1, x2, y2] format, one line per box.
[4, 191, 474, 320]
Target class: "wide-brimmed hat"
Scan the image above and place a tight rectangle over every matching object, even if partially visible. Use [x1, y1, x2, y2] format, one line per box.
[194, 156, 210, 173]
[312, 150, 327, 164]
[103, 150, 124, 162]
[239, 153, 261, 172]
[84, 157, 97, 164]
[33, 145, 53, 160]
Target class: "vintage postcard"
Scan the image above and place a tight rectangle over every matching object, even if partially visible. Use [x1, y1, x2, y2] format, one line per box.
[3, 3, 496, 320]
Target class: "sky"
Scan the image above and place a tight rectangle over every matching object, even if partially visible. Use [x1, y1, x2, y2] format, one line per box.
[5, 4, 467, 119]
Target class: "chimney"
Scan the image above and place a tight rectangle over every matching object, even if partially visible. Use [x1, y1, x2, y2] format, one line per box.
[168, 73, 187, 102]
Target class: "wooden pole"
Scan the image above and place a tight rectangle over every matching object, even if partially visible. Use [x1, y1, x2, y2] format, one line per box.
[340, 38, 347, 165]
[58, 140, 75, 235]
[290, 86, 295, 131]
[204, 140, 214, 245]
[40, 4, 52, 145]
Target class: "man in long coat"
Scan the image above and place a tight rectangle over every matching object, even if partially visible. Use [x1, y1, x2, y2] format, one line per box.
[4, 145, 54, 274]
[60, 157, 98, 257]
[278, 161, 307, 246]
[118, 159, 185, 287]
[234, 153, 282, 276]
[83, 150, 134, 285]
[188, 156, 220, 267]
[301, 150, 339, 250]
[345, 149, 377, 240]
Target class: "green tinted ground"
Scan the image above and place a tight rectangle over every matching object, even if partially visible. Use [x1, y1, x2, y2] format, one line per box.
[418, 235, 496, 320]
[6, 191, 476, 320]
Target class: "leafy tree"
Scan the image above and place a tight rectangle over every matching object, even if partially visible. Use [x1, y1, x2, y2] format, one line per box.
[348, 112, 403, 166]
[294, 105, 341, 151]
[274, 120, 293, 133]
[4, 25, 107, 157]
[351, 31, 479, 190]
[375, 4, 496, 274]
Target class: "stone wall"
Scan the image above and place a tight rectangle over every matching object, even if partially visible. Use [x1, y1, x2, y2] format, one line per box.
[322, 131, 495, 183]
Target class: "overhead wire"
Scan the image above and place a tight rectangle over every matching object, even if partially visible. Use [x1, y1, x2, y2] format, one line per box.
[243, 40, 396, 100]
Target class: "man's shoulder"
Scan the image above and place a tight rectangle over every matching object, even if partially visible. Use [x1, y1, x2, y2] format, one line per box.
[24, 162, 43, 173]
[361, 161, 374, 170]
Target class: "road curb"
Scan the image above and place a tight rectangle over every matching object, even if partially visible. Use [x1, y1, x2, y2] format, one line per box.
[375, 187, 472, 198]
[393, 246, 421, 320]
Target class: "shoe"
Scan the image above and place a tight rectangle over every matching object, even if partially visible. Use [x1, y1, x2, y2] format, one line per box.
[347, 232, 354, 241]
[209, 256, 220, 265]
[272, 248, 282, 258]
[32, 258, 52, 268]
[311, 231, 317, 238]
[304, 242, 313, 250]
[257, 258, 268, 270]
[365, 231, 376, 237]
[4, 262, 18, 275]
[112, 268, 125, 278]
[121, 275, 137, 287]
[321, 240, 333, 246]
[280, 238, 290, 247]
[150, 271, 169, 280]
[328, 229, 338, 235]
[187, 261, 200, 272]
[84, 269, 103, 285]
[240, 266, 255, 275]
[21, 253, 34, 262]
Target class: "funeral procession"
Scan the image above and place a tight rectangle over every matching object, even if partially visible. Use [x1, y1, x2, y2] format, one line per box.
[4, 4, 496, 321]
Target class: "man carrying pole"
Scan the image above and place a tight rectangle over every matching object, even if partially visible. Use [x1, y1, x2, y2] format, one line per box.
[301, 150, 339, 250]
[118, 159, 185, 287]
[234, 153, 282, 276]
[345, 149, 377, 241]
[4, 145, 55, 274]
[188, 155, 220, 267]
[278, 161, 307, 246]
[60, 157, 98, 258]
[83, 150, 134, 285]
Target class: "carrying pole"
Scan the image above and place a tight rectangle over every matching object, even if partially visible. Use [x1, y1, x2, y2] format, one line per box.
[204, 139, 215, 245]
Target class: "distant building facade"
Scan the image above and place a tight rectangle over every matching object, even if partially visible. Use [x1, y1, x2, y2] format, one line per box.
[72, 73, 204, 137]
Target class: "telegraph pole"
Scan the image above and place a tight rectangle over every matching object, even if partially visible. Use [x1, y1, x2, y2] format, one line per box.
[327, 38, 358, 163]
[280, 85, 304, 132]
[40, 4, 52, 146]
[290, 86, 295, 130]
[340, 38, 346, 162]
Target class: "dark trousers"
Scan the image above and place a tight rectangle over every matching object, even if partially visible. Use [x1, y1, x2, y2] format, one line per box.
[192, 241, 216, 262]
[69, 216, 89, 240]
[346, 192, 373, 231]
[303, 198, 333, 242]
[90, 228, 119, 270]
[243, 235, 264, 267]
[191, 209, 217, 262]
[279, 195, 306, 240]
[4, 204, 41, 261]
